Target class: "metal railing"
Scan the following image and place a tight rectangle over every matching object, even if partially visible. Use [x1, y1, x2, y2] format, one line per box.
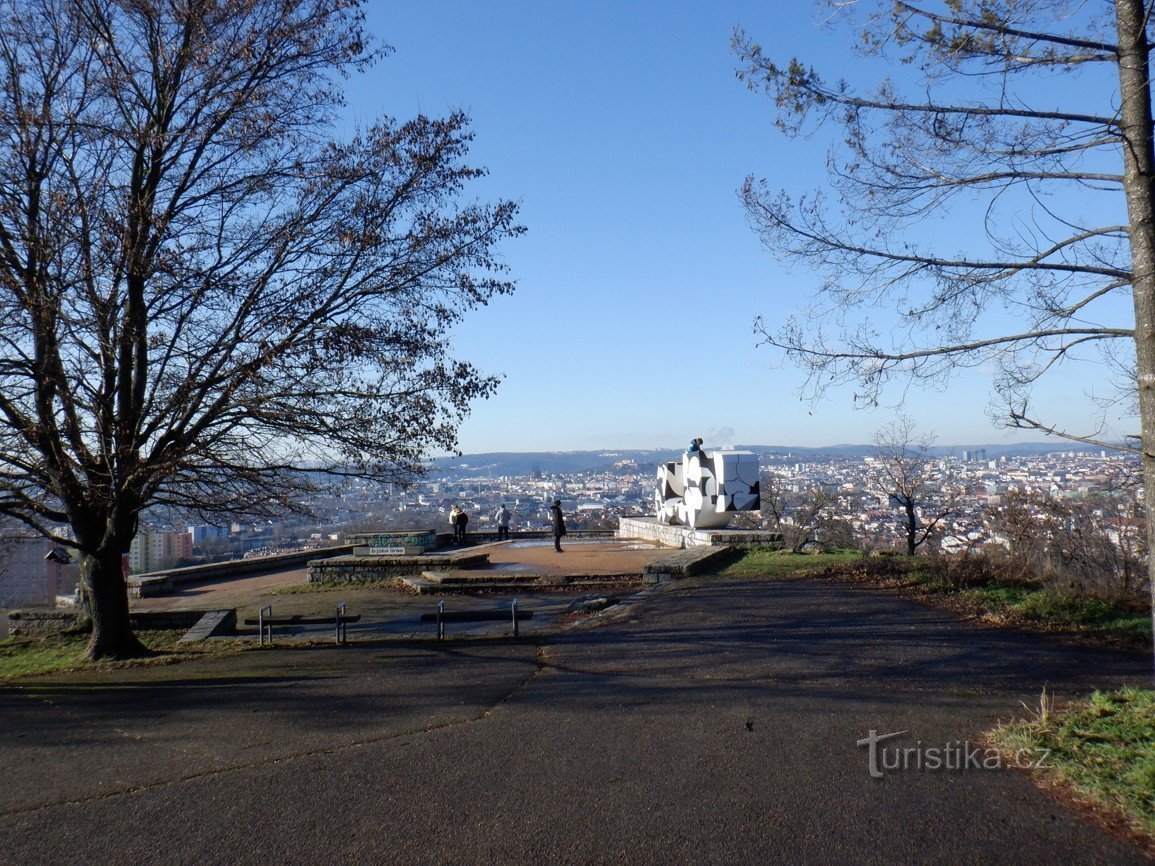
[258, 605, 272, 647]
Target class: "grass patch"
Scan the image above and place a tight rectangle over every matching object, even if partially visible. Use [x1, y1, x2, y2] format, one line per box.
[0, 632, 89, 678]
[721, 548, 864, 578]
[989, 688, 1155, 838]
[953, 585, 1150, 636]
[0, 628, 247, 680]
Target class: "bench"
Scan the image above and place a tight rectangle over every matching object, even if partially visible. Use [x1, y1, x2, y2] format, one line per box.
[419, 599, 533, 639]
[243, 604, 360, 646]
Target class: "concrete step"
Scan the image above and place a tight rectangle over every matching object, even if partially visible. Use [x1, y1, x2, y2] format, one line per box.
[179, 609, 237, 642]
[408, 572, 646, 594]
[643, 545, 736, 580]
[400, 576, 437, 593]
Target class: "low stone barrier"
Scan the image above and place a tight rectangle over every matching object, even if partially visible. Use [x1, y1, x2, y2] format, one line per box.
[7, 607, 231, 635]
[345, 529, 438, 553]
[6, 609, 84, 636]
[128, 544, 358, 598]
[308, 551, 489, 583]
[642, 546, 739, 582]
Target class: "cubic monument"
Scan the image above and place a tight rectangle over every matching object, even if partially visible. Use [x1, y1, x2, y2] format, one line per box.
[655, 449, 761, 529]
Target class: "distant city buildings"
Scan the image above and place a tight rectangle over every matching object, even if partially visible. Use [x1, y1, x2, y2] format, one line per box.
[4, 447, 1136, 609]
[128, 528, 193, 574]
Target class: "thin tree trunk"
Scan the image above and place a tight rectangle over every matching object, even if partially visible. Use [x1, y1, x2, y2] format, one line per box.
[81, 548, 149, 660]
[905, 501, 918, 555]
[1115, 0, 1155, 681]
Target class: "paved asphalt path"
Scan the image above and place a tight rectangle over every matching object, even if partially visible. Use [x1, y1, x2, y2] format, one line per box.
[1, 576, 1151, 864]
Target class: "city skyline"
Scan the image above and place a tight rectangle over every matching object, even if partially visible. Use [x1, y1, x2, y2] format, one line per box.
[357, 2, 1130, 454]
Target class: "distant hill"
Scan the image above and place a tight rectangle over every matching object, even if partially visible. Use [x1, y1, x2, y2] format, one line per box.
[430, 441, 1117, 478]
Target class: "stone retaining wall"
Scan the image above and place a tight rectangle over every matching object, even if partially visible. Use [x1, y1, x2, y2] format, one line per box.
[7, 608, 226, 635]
[308, 552, 489, 584]
[6, 609, 84, 636]
[129, 544, 358, 598]
[345, 530, 437, 552]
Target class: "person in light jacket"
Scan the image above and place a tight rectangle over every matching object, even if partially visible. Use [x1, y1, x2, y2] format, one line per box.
[494, 504, 511, 541]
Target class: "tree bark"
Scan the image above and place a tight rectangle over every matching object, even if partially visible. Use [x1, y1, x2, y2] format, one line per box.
[905, 500, 918, 556]
[81, 548, 149, 660]
[1115, 0, 1155, 680]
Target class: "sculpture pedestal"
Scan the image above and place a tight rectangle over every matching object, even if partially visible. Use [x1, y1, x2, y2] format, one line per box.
[618, 516, 784, 550]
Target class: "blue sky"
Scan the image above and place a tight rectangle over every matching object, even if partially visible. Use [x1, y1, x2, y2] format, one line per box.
[347, 1, 1132, 453]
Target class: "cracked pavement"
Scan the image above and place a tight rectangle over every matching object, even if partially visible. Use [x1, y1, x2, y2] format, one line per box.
[1, 576, 1151, 864]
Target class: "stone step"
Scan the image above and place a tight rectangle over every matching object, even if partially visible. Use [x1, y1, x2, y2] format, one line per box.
[643, 545, 736, 580]
[422, 570, 518, 584]
[179, 609, 237, 642]
[400, 576, 437, 593]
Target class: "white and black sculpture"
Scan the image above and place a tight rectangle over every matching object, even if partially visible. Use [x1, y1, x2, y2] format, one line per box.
[655, 449, 761, 529]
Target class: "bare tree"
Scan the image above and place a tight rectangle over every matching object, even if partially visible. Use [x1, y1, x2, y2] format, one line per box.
[985, 486, 1147, 597]
[734, 1, 1155, 665]
[781, 483, 836, 552]
[0, 0, 522, 658]
[872, 416, 954, 555]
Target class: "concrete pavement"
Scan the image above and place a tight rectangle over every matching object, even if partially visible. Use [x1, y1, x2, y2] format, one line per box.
[1, 575, 1150, 864]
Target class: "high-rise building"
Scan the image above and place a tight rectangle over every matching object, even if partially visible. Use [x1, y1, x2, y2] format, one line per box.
[128, 528, 193, 575]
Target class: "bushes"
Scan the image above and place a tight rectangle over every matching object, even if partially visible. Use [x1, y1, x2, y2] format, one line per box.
[983, 489, 1146, 601]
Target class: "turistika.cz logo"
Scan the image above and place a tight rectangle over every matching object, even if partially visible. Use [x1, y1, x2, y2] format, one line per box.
[857, 730, 1050, 779]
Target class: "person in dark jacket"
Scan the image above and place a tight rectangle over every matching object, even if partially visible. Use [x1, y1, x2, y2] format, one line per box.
[689, 436, 704, 454]
[454, 506, 469, 544]
[549, 499, 566, 552]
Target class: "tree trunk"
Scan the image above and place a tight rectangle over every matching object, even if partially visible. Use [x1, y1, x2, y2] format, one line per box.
[905, 500, 918, 556]
[1116, 0, 1155, 681]
[81, 548, 150, 660]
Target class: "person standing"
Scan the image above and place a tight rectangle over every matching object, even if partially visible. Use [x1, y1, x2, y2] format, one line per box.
[494, 504, 511, 541]
[455, 506, 469, 544]
[549, 499, 566, 553]
[448, 505, 461, 543]
[689, 436, 704, 454]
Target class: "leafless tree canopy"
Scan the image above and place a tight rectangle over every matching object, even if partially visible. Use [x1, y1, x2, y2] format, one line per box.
[0, 0, 522, 657]
[734, 0, 1140, 450]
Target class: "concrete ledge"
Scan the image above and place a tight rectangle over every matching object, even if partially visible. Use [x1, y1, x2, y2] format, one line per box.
[643, 546, 737, 582]
[618, 516, 784, 549]
[461, 529, 616, 543]
[407, 571, 644, 594]
[346, 529, 437, 553]
[308, 551, 490, 583]
[7, 609, 84, 636]
[128, 545, 358, 598]
[7, 607, 230, 635]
